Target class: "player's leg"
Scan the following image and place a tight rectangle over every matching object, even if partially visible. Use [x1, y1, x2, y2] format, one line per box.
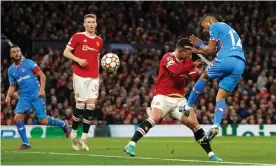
[124, 108, 160, 157]
[70, 101, 85, 150]
[205, 57, 245, 142]
[201, 88, 228, 142]
[78, 98, 96, 151]
[14, 99, 32, 150]
[181, 58, 220, 115]
[125, 95, 170, 157]
[33, 98, 70, 137]
[78, 78, 100, 151]
[70, 74, 87, 150]
[173, 102, 222, 161]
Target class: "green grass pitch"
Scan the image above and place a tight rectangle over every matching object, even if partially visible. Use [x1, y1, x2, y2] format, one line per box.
[1, 137, 276, 165]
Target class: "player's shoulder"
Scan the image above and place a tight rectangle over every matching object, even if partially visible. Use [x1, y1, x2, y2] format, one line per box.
[23, 58, 35, 64]
[95, 35, 103, 41]
[74, 32, 102, 41]
[72, 32, 84, 38]
[211, 22, 229, 29]
[8, 65, 15, 73]
[70, 32, 87, 39]
[162, 52, 173, 58]
[161, 52, 175, 63]
[23, 59, 38, 67]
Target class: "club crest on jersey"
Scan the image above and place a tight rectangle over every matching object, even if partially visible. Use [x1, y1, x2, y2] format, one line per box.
[21, 68, 25, 72]
[167, 57, 173, 62]
[96, 42, 100, 47]
[154, 101, 160, 105]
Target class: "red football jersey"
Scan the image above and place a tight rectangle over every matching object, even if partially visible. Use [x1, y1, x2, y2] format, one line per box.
[153, 52, 199, 97]
[67, 32, 103, 78]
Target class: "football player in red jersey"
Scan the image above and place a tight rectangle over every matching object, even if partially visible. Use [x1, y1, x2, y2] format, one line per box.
[124, 38, 222, 161]
[63, 14, 103, 151]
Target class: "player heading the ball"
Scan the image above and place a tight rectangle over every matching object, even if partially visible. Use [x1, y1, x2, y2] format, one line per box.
[124, 38, 223, 162]
[180, 14, 246, 143]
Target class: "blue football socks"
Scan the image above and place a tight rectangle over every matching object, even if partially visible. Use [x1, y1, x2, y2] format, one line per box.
[213, 100, 226, 127]
[187, 78, 206, 107]
[16, 121, 29, 145]
[47, 117, 65, 127]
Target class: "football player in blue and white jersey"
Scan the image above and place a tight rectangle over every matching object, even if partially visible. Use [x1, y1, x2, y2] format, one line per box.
[5, 45, 70, 150]
[181, 14, 246, 143]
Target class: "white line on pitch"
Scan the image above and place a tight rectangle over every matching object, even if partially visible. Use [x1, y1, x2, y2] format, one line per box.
[6, 151, 275, 165]
[110, 140, 276, 144]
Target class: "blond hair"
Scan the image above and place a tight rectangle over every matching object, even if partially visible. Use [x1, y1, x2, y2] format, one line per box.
[84, 14, 96, 21]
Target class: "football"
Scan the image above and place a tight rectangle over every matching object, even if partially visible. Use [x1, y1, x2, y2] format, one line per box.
[101, 53, 120, 72]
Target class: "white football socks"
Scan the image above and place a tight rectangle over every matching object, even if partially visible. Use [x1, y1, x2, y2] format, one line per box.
[208, 151, 215, 157]
[184, 105, 192, 110]
[129, 141, 136, 146]
[71, 129, 77, 139]
[81, 132, 88, 140]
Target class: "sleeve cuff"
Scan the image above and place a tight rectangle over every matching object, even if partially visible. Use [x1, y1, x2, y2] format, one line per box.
[189, 71, 197, 75]
[66, 45, 74, 50]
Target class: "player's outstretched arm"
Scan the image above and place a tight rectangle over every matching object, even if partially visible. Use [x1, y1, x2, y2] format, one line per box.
[5, 84, 15, 105]
[189, 35, 217, 55]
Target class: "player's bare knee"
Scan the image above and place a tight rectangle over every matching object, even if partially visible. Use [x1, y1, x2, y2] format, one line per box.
[38, 118, 48, 125]
[180, 114, 188, 126]
[86, 103, 96, 111]
[151, 116, 162, 124]
[181, 110, 199, 130]
[14, 114, 24, 123]
[216, 88, 229, 102]
[150, 108, 163, 124]
[187, 119, 199, 130]
[76, 101, 86, 110]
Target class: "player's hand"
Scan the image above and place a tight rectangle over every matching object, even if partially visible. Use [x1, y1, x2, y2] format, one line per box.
[5, 96, 11, 105]
[185, 46, 200, 54]
[189, 35, 204, 49]
[193, 59, 205, 68]
[195, 65, 204, 75]
[77, 59, 88, 67]
[38, 89, 46, 98]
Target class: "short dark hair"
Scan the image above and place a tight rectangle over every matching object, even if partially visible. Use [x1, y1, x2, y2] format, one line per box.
[176, 38, 193, 49]
[10, 45, 20, 51]
[199, 13, 217, 25]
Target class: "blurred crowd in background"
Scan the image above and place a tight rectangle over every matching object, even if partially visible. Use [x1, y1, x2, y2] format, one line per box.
[2, 1, 276, 47]
[1, 1, 276, 125]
